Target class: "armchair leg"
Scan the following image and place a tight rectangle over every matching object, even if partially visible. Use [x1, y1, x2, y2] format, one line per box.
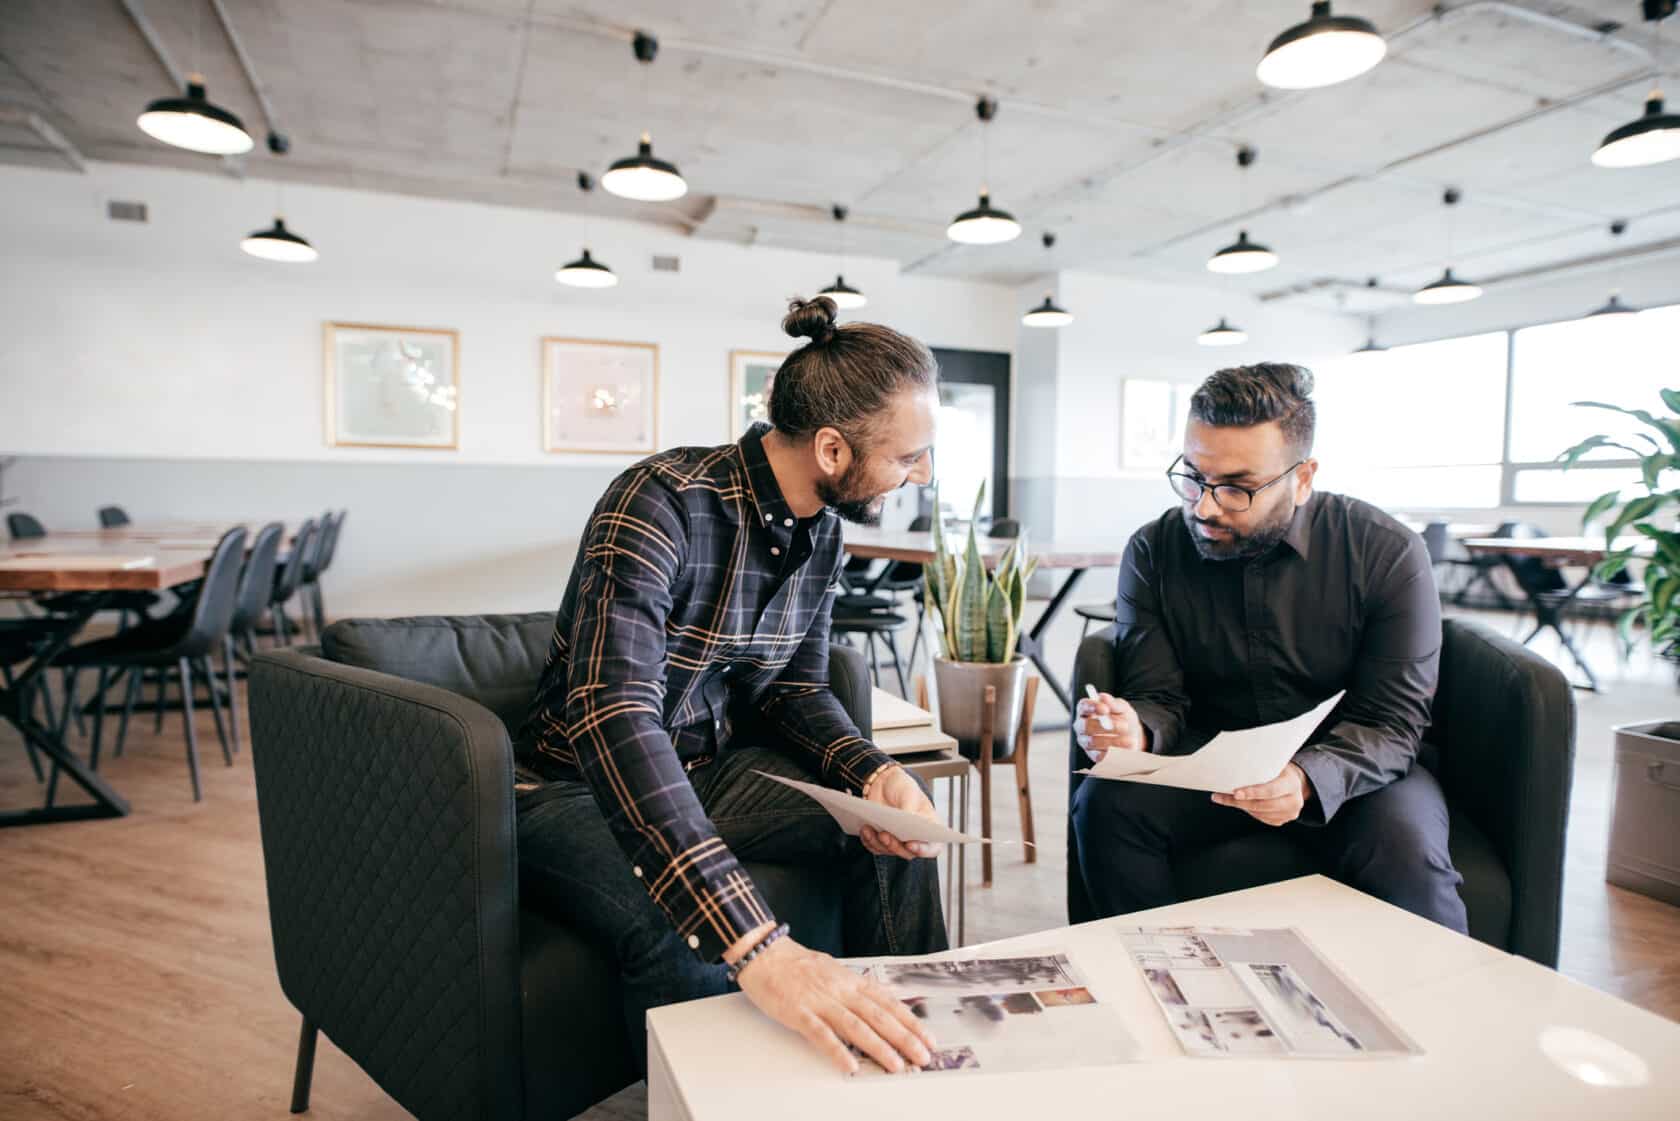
[979, 684, 996, 889]
[291, 1016, 319, 1114]
[1013, 676, 1040, 864]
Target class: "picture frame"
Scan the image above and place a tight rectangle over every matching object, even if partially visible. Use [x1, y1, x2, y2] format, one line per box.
[324, 321, 460, 449]
[729, 349, 787, 440]
[541, 337, 660, 454]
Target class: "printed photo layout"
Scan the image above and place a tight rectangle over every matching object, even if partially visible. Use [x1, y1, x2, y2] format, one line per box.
[1120, 926, 1419, 1059]
[846, 951, 1136, 1076]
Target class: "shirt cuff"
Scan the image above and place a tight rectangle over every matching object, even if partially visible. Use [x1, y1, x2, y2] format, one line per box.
[638, 836, 778, 962]
[827, 739, 897, 794]
[1129, 699, 1177, 755]
[1292, 746, 1345, 826]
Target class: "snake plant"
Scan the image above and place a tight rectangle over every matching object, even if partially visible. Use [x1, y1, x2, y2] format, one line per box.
[923, 483, 1038, 663]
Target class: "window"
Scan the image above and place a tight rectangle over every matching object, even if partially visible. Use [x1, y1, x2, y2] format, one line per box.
[1508, 303, 1679, 505]
[1313, 332, 1508, 508]
[935, 381, 995, 512]
[1120, 379, 1193, 471]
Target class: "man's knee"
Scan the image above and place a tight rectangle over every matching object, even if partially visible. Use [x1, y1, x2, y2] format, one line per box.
[1071, 775, 1176, 848]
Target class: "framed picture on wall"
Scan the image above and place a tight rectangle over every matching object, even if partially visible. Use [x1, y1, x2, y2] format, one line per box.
[730, 350, 786, 440]
[324, 322, 460, 449]
[541, 337, 659, 454]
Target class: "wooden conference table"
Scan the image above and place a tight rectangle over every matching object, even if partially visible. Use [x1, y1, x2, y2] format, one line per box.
[0, 523, 295, 826]
[842, 526, 1126, 714]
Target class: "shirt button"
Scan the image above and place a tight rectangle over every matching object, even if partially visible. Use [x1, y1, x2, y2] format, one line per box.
[783, 517, 794, 527]
[687, 935, 700, 950]
[764, 513, 773, 522]
[632, 865, 643, 878]
[771, 546, 781, 556]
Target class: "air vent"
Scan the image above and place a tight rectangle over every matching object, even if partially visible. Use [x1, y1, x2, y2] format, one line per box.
[651, 254, 680, 273]
[107, 200, 148, 223]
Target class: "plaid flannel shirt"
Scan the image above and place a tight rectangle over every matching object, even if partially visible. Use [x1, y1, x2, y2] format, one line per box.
[516, 424, 895, 961]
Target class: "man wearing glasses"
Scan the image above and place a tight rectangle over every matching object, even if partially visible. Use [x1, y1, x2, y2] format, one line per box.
[1071, 363, 1467, 932]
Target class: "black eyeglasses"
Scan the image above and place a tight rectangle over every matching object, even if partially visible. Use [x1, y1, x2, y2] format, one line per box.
[1166, 455, 1303, 512]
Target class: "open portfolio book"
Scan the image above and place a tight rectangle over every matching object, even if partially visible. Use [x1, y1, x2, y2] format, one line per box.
[1083, 691, 1345, 793]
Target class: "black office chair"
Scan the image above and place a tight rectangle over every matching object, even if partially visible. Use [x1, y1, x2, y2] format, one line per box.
[7, 512, 48, 540]
[1075, 601, 1117, 639]
[988, 517, 1021, 539]
[219, 522, 285, 755]
[1449, 521, 1526, 611]
[267, 519, 320, 646]
[97, 506, 131, 528]
[52, 527, 248, 802]
[301, 510, 345, 639]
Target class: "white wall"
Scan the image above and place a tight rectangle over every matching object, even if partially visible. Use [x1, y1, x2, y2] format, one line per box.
[0, 161, 1016, 616]
[0, 162, 1017, 465]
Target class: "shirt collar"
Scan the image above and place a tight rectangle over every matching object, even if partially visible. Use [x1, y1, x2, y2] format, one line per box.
[1279, 492, 1315, 560]
[738, 422, 810, 537]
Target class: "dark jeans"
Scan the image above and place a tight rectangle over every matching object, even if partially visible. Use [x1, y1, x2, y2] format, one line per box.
[1071, 764, 1469, 933]
[516, 746, 947, 1075]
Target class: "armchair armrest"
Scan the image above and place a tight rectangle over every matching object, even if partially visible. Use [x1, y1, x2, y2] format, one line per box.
[248, 647, 524, 1121]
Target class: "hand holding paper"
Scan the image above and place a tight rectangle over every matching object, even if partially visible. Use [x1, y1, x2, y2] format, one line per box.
[1082, 692, 1344, 795]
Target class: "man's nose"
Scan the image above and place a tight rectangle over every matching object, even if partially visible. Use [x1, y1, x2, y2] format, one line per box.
[1194, 487, 1221, 520]
[907, 450, 933, 486]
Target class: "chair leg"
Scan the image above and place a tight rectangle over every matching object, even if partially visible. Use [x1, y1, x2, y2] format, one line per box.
[224, 635, 241, 755]
[200, 656, 232, 766]
[46, 669, 80, 807]
[883, 628, 909, 697]
[865, 632, 883, 687]
[908, 598, 928, 674]
[276, 604, 291, 647]
[86, 666, 111, 772]
[153, 665, 169, 732]
[2, 664, 44, 782]
[291, 1016, 318, 1114]
[1013, 676, 1040, 864]
[62, 666, 86, 737]
[179, 657, 203, 802]
[310, 581, 326, 639]
[978, 684, 995, 889]
[116, 666, 142, 758]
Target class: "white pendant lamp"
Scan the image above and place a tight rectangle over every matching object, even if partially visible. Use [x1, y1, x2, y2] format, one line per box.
[1197, 318, 1248, 346]
[1593, 12, 1680, 168]
[818, 205, 867, 308]
[947, 97, 1021, 245]
[602, 32, 688, 202]
[1257, 2, 1387, 90]
[1022, 232, 1073, 327]
[556, 249, 618, 288]
[1586, 221, 1637, 316]
[1208, 147, 1280, 274]
[241, 217, 317, 262]
[1413, 188, 1482, 305]
[138, 75, 254, 155]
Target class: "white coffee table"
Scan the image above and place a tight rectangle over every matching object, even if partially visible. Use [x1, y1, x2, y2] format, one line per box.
[647, 876, 1680, 1120]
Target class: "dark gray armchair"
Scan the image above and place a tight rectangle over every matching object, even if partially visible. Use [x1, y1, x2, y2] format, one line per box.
[1068, 618, 1576, 966]
[248, 613, 874, 1121]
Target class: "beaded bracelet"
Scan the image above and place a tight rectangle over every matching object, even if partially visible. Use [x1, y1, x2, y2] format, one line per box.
[725, 922, 791, 983]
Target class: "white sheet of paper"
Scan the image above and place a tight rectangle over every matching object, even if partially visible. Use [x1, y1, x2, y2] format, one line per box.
[1084, 692, 1344, 794]
[754, 771, 991, 845]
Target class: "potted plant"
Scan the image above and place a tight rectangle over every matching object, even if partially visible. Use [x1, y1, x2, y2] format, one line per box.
[1557, 388, 1680, 657]
[923, 483, 1037, 746]
[1559, 388, 1680, 905]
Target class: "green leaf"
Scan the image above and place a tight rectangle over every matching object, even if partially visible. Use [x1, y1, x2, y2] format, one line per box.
[1605, 493, 1666, 544]
[1572, 401, 1680, 454]
[1593, 548, 1633, 582]
[1618, 604, 1649, 656]
[957, 519, 988, 661]
[1580, 488, 1622, 529]
[1644, 454, 1674, 491]
[985, 581, 1013, 662]
[1662, 388, 1680, 416]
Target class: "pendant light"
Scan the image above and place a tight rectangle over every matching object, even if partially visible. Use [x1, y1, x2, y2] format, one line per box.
[139, 76, 254, 155]
[818, 205, 867, 309]
[241, 138, 317, 262]
[602, 32, 688, 202]
[557, 173, 619, 288]
[1587, 221, 1637, 316]
[556, 249, 618, 288]
[242, 218, 317, 262]
[1413, 188, 1483, 305]
[1197, 318, 1248, 346]
[1593, 10, 1680, 168]
[1207, 147, 1279, 274]
[1022, 232, 1073, 327]
[1257, 2, 1387, 90]
[947, 97, 1021, 245]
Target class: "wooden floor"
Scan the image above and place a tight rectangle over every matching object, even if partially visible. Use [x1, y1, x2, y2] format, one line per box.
[0, 604, 1676, 1121]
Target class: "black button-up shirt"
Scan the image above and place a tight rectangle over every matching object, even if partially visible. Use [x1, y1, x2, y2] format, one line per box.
[1112, 491, 1441, 824]
[517, 423, 893, 960]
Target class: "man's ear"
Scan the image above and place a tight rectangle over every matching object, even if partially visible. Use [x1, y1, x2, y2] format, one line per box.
[813, 426, 853, 481]
[1296, 458, 1319, 502]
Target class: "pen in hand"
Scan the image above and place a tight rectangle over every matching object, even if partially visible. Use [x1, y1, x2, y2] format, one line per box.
[1083, 683, 1114, 731]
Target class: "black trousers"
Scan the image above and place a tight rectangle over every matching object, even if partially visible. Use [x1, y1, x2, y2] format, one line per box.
[1071, 764, 1469, 933]
[516, 745, 947, 1076]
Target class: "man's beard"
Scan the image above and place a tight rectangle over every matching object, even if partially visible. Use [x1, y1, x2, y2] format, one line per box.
[817, 458, 889, 525]
[1182, 499, 1294, 561]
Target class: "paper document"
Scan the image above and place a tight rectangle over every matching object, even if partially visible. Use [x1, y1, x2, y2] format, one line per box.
[1083, 692, 1343, 793]
[1119, 925, 1420, 1059]
[848, 949, 1139, 1075]
[755, 771, 990, 845]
